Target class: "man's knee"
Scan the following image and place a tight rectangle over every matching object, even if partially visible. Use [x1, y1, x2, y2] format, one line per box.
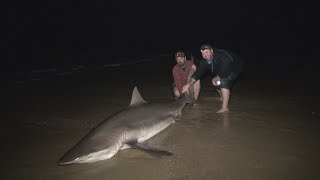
[173, 88, 181, 97]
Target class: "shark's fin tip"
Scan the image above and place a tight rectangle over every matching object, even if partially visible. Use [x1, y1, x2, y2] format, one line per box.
[127, 141, 173, 158]
[129, 86, 147, 107]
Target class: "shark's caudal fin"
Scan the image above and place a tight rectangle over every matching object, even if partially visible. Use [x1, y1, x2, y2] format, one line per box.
[191, 53, 194, 64]
[129, 86, 147, 107]
[185, 56, 197, 104]
[127, 141, 173, 157]
[182, 91, 196, 104]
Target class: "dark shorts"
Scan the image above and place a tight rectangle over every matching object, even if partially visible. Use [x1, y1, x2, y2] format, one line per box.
[216, 72, 240, 89]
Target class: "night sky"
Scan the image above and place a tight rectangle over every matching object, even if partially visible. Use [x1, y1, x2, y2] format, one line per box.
[5, 1, 318, 72]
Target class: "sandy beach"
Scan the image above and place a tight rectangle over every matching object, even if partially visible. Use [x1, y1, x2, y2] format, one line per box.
[4, 54, 320, 180]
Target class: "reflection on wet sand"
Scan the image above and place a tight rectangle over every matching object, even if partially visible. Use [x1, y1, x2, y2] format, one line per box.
[4, 56, 320, 179]
[221, 113, 231, 130]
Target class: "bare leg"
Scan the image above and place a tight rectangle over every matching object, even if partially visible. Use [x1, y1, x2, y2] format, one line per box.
[217, 88, 230, 113]
[173, 87, 181, 99]
[193, 80, 201, 100]
[216, 89, 222, 101]
[211, 78, 222, 100]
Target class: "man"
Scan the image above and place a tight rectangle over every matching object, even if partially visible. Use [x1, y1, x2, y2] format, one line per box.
[182, 44, 243, 113]
[172, 51, 200, 101]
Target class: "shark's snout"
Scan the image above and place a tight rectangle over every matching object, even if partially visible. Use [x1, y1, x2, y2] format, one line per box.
[57, 152, 79, 166]
[58, 161, 73, 166]
[57, 157, 75, 166]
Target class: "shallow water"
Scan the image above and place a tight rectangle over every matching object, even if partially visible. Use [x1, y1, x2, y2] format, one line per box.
[3, 55, 320, 180]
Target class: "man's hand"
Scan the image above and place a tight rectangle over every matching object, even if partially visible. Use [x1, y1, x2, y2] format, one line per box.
[182, 84, 190, 93]
[191, 64, 197, 70]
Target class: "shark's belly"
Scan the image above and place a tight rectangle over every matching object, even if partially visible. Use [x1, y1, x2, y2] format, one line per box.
[137, 116, 174, 143]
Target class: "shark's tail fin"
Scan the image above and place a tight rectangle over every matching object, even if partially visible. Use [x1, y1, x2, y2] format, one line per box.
[184, 57, 197, 104]
[191, 53, 194, 64]
[182, 91, 197, 104]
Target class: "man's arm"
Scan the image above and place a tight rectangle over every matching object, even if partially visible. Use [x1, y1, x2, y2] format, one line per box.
[189, 60, 207, 85]
[188, 64, 197, 82]
[182, 60, 208, 94]
[191, 64, 197, 70]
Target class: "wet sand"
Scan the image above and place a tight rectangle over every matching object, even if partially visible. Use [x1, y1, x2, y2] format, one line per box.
[4, 55, 320, 180]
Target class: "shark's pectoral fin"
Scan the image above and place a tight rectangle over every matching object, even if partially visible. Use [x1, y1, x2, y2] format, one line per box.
[127, 141, 173, 157]
[174, 116, 182, 122]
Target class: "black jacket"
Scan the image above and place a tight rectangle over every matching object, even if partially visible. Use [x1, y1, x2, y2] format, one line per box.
[192, 49, 243, 80]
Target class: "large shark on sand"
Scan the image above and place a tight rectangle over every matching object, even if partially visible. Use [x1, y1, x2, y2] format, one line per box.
[58, 86, 193, 165]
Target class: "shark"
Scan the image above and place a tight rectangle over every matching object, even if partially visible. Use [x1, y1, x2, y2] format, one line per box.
[58, 86, 193, 165]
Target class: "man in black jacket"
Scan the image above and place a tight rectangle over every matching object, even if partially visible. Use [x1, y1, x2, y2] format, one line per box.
[182, 44, 243, 113]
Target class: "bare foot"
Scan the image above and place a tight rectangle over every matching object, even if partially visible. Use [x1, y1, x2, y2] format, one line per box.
[216, 108, 229, 113]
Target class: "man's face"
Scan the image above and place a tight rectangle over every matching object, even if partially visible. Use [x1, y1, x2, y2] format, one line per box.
[176, 57, 186, 66]
[201, 49, 214, 60]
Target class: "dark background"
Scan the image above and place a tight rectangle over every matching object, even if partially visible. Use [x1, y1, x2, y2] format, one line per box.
[4, 1, 318, 72]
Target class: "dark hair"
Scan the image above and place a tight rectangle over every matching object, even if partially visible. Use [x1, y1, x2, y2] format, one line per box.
[200, 44, 213, 51]
[175, 51, 185, 57]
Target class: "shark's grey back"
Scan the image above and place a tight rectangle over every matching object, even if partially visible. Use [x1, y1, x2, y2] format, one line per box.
[58, 86, 190, 165]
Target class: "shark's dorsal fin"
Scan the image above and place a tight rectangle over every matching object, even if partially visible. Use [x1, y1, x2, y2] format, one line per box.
[191, 53, 194, 64]
[129, 86, 147, 107]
